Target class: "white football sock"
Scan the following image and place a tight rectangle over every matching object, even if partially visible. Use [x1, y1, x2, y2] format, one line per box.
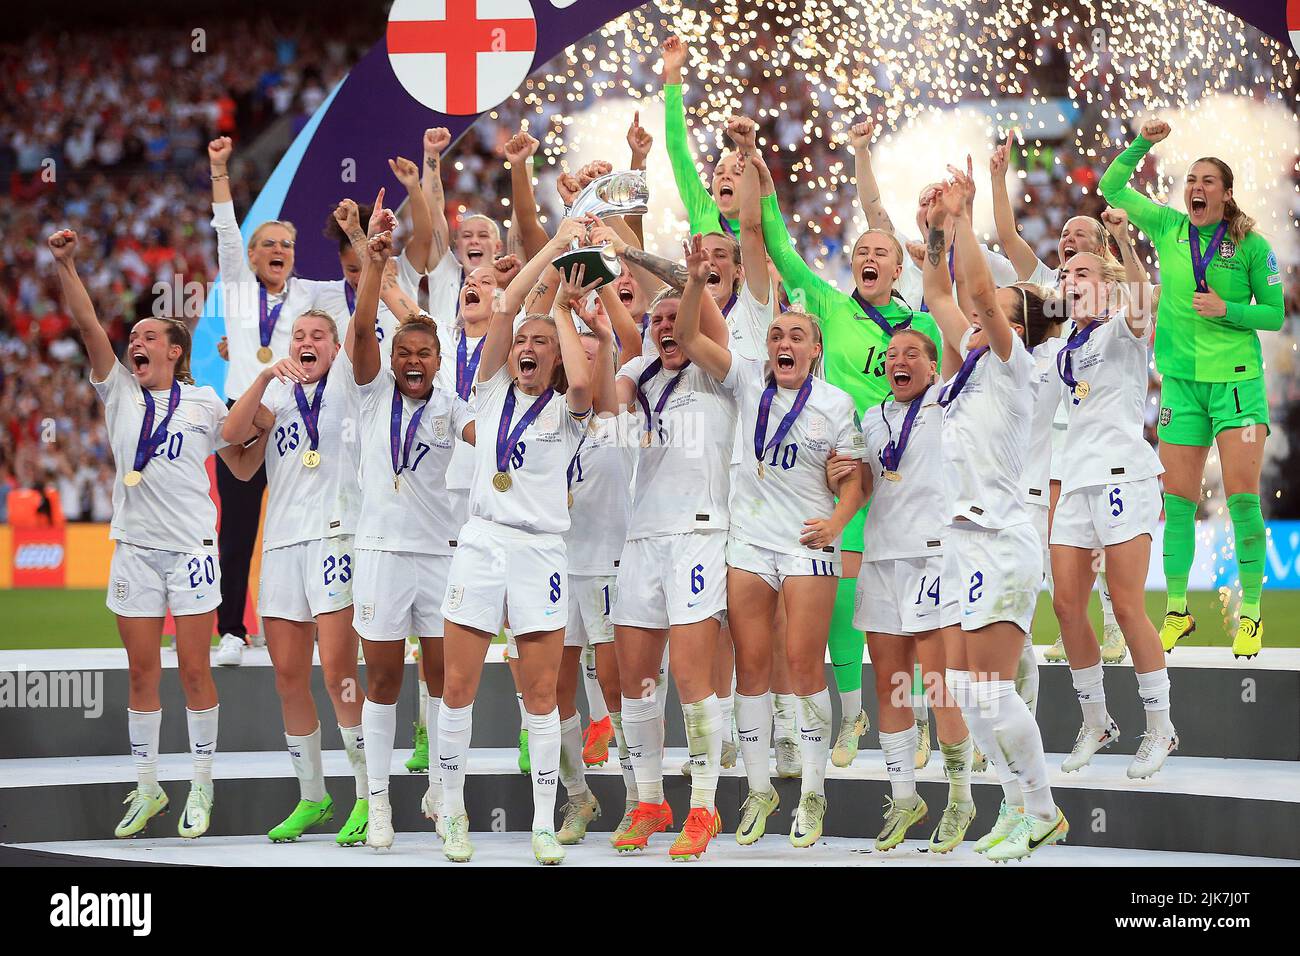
[1136, 667, 1174, 735]
[940, 735, 973, 803]
[682, 695, 722, 811]
[339, 723, 367, 799]
[797, 689, 832, 796]
[527, 708, 562, 831]
[622, 695, 664, 804]
[719, 693, 735, 745]
[879, 725, 918, 803]
[426, 696, 443, 794]
[361, 698, 396, 796]
[438, 702, 472, 817]
[839, 687, 862, 723]
[608, 711, 637, 802]
[582, 646, 608, 722]
[558, 713, 589, 800]
[772, 692, 798, 742]
[128, 708, 161, 792]
[285, 725, 326, 802]
[734, 691, 772, 793]
[185, 705, 218, 786]
[416, 677, 428, 728]
[1070, 662, 1109, 730]
[1016, 631, 1040, 715]
[947, 669, 1022, 807]
[975, 679, 1054, 821]
[656, 644, 670, 719]
[515, 692, 527, 729]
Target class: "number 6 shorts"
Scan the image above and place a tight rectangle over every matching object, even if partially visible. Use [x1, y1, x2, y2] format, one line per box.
[613, 531, 727, 629]
[259, 536, 355, 623]
[107, 542, 222, 618]
[441, 517, 568, 637]
[1050, 477, 1162, 552]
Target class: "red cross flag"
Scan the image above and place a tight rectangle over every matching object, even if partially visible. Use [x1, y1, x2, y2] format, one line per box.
[387, 0, 538, 116]
[1291, 0, 1300, 61]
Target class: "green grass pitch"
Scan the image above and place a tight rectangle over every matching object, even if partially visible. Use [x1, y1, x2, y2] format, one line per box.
[1, 588, 1296, 651]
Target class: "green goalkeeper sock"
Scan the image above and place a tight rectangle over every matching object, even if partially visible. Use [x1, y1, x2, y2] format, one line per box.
[828, 575, 864, 695]
[1227, 493, 1265, 620]
[1162, 493, 1197, 615]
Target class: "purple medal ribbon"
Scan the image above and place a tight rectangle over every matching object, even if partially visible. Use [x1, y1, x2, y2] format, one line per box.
[852, 291, 912, 337]
[1055, 320, 1100, 391]
[343, 279, 356, 316]
[456, 334, 486, 401]
[1189, 220, 1230, 293]
[496, 385, 555, 475]
[565, 433, 589, 492]
[133, 380, 181, 473]
[721, 290, 738, 317]
[259, 284, 285, 350]
[390, 387, 428, 482]
[937, 346, 989, 407]
[293, 371, 327, 452]
[718, 213, 738, 238]
[635, 358, 691, 444]
[754, 373, 813, 465]
[878, 392, 925, 473]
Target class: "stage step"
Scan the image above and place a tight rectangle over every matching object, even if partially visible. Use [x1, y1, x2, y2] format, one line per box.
[3, 648, 1296, 761]
[3, 748, 1297, 859]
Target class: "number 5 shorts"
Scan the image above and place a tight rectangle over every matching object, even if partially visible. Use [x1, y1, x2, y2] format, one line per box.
[259, 536, 355, 623]
[948, 521, 1042, 634]
[107, 542, 222, 617]
[1050, 477, 1162, 552]
[441, 516, 568, 637]
[613, 530, 727, 629]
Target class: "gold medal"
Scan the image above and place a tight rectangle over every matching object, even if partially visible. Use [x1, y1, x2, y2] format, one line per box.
[123, 470, 143, 487]
[1074, 380, 1090, 400]
[257, 346, 273, 364]
[492, 471, 512, 492]
[640, 431, 652, 448]
[883, 470, 902, 482]
[302, 450, 321, 469]
[567, 491, 575, 509]
[393, 475, 401, 492]
[757, 462, 766, 480]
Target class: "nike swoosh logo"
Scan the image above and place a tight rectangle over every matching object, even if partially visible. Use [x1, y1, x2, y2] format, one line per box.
[737, 727, 760, 736]
[1028, 821, 1060, 850]
[194, 741, 214, 749]
[831, 659, 858, 668]
[539, 770, 557, 778]
[328, 591, 341, 598]
[438, 755, 459, 762]
[686, 600, 702, 608]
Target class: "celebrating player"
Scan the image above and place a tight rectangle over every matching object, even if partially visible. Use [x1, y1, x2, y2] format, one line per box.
[50, 229, 265, 840]
[923, 180, 1067, 862]
[435, 230, 601, 866]
[1100, 119, 1284, 658]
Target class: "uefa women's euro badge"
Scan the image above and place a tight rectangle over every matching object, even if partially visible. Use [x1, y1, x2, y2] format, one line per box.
[552, 170, 650, 288]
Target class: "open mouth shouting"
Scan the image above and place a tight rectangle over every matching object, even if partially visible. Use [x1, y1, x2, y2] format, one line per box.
[1190, 195, 1207, 215]
[706, 270, 722, 287]
[464, 287, 482, 307]
[718, 183, 735, 202]
[1062, 244, 1077, 260]
[298, 348, 318, 372]
[860, 263, 880, 286]
[130, 346, 150, 374]
[518, 354, 538, 375]
[618, 286, 635, 306]
[891, 367, 912, 389]
[464, 247, 486, 266]
[775, 351, 796, 372]
[267, 254, 286, 276]
[658, 334, 679, 360]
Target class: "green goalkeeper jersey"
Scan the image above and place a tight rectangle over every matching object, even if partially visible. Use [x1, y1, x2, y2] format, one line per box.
[1099, 135, 1284, 383]
[759, 194, 942, 416]
[665, 83, 741, 237]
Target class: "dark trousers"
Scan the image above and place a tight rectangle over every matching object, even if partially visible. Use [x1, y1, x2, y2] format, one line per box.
[215, 449, 267, 639]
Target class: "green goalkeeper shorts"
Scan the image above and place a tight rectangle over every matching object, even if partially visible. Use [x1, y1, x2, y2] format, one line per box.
[1157, 374, 1270, 447]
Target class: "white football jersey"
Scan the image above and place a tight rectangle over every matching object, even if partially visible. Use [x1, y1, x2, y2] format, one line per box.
[435, 328, 484, 491]
[725, 357, 862, 559]
[467, 365, 589, 535]
[723, 284, 773, 362]
[355, 373, 474, 555]
[861, 382, 948, 561]
[896, 239, 1020, 312]
[211, 200, 334, 399]
[313, 250, 424, 361]
[1021, 336, 1066, 508]
[1056, 315, 1164, 495]
[426, 249, 464, 330]
[940, 335, 1035, 530]
[564, 412, 637, 575]
[93, 362, 229, 553]
[1027, 256, 1059, 290]
[261, 349, 362, 551]
[618, 353, 738, 539]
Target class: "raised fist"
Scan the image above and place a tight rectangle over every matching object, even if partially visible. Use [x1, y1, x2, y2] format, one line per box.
[208, 136, 233, 166]
[847, 119, 875, 154]
[424, 127, 451, 157]
[1140, 119, 1171, 144]
[504, 129, 539, 165]
[47, 229, 79, 261]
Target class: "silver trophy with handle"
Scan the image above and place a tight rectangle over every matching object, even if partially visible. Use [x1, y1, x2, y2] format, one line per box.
[552, 170, 650, 287]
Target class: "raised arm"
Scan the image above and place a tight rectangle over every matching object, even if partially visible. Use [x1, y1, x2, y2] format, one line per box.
[759, 186, 834, 316]
[920, 203, 969, 379]
[1097, 120, 1177, 238]
[1101, 208, 1153, 334]
[351, 233, 390, 385]
[504, 221, 584, 316]
[942, 181, 1014, 361]
[207, 137, 248, 279]
[661, 34, 721, 234]
[625, 111, 654, 247]
[47, 231, 116, 382]
[208, 136, 233, 206]
[990, 132, 1040, 279]
[728, 116, 770, 306]
[551, 265, 598, 414]
[504, 127, 550, 261]
[675, 235, 734, 380]
[421, 127, 452, 268]
[389, 153, 432, 273]
[597, 282, 643, 368]
[848, 118, 895, 234]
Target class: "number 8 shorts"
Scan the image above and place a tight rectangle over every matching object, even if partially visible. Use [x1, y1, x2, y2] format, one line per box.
[1050, 478, 1161, 551]
[259, 536, 355, 622]
[613, 530, 727, 629]
[441, 517, 568, 637]
[107, 543, 222, 617]
[948, 522, 1041, 634]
